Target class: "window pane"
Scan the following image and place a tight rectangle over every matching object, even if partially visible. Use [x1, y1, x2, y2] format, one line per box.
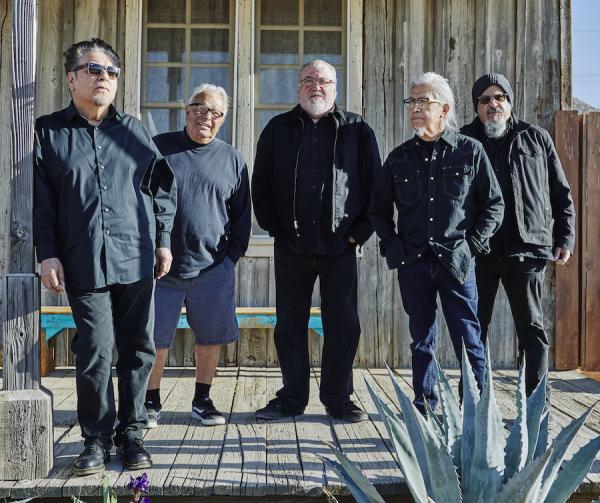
[260, 0, 299, 25]
[260, 30, 298, 64]
[143, 108, 185, 136]
[146, 67, 185, 102]
[304, 31, 342, 65]
[191, 0, 229, 23]
[189, 67, 229, 91]
[304, 0, 342, 26]
[191, 29, 229, 63]
[259, 69, 298, 104]
[147, 0, 185, 23]
[146, 29, 185, 62]
[258, 109, 283, 134]
[335, 67, 344, 104]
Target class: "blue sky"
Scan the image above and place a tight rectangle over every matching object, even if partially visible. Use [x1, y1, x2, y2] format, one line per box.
[572, 0, 600, 108]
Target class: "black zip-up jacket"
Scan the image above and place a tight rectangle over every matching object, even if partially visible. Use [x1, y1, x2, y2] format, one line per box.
[461, 117, 575, 253]
[252, 104, 381, 246]
[369, 128, 504, 284]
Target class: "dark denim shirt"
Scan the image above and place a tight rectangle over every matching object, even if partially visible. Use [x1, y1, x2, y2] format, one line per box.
[33, 102, 177, 290]
[369, 128, 504, 283]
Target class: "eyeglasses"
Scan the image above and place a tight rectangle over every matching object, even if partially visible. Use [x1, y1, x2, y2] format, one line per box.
[477, 93, 508, 105]
[300, 78, 336, 88]
[403, 97, 442, 108]
[71, 62, 121, 80]
[187, 103, 225, 119]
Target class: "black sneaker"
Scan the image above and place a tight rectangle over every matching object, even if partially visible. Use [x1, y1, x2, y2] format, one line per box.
[255, 397, 303, 421]
[145, 401, 161, 429]
[191, 397, 226, 426]
[326, 400, 368, 423]
[115, 437, 152, 470]
[73, 441, 111, 476]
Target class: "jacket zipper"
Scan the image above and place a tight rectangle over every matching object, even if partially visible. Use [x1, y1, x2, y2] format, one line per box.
[331, 115, 339, 232]
[293, 117, 304, 237]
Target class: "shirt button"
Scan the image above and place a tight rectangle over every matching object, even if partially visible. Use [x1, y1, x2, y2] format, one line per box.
[105, 230, 110, 235]
[102, 185, 107, 190]
[429, 217, 433, 221]
[430, 177, 434, 180]
[425, 157, 429, 161]
[97, 145, 102, 150]
[417, 253, 422, 258]
[438, 254, 442, 258]
[430, 197, 434, 201]
[99, 165, 105, 170]
[401, 261, 405, 265]
[103, 207, 109, 212]
[429, 237, 433, 241]
[312, 220, 316, 224]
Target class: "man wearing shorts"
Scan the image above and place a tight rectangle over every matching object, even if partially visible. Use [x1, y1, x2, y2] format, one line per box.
[145, 84, 251, 427]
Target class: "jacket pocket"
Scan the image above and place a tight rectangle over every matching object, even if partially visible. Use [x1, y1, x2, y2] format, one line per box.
[392, 169, 423, 205]
[442, 164, 472, 200]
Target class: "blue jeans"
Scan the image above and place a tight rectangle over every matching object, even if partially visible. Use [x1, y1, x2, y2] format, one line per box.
[397, 258, 485, 413]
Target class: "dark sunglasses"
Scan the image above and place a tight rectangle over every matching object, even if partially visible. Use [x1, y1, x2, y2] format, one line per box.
[71, 62, 121, 80]
[477, 93, 508, 105]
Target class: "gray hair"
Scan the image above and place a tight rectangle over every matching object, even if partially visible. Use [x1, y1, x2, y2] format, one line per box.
[298, 59, 337, 83]
[410, 72, 458, 131]
[188, 84, 230, 117]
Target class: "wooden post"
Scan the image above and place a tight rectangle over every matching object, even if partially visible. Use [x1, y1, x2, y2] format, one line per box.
[554, 111, 581, 370]
[0, 0, 53, 480]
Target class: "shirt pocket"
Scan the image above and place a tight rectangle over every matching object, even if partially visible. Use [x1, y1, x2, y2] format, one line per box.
[441, 164, 472, 200]
[392, 168, 423, 205]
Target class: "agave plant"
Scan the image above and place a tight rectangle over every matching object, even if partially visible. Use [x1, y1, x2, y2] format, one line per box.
[321, 346, 600, 503]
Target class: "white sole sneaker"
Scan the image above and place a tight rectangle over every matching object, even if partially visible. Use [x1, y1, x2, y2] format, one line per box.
[146, 409, 160, 429]
[191, 408, 226, 426]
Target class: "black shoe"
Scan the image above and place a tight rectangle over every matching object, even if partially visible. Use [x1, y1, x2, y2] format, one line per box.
[326, 400, 368, 423]
[255, 397, 303, 420]
[73, 442, 111, 476]
[192, 397, 226, 426]
[116, 437, 152, 470]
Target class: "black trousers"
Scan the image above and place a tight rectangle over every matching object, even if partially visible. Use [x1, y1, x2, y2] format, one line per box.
[66, 276, 156, 446]
[475, 254, 548, 396]
[273, 239, 360, 411]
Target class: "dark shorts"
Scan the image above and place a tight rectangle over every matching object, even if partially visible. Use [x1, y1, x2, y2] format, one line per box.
[154, 257, 239, 348]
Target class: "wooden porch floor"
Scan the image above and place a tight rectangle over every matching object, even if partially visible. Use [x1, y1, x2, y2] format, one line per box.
[1, 367, 599, 500]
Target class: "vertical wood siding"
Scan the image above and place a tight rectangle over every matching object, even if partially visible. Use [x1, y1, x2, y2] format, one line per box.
[0, 0, 569, 368]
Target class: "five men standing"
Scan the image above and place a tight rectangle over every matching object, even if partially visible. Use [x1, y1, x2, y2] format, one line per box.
[461, 73, 575, 396]
[252, 60, 381, 422]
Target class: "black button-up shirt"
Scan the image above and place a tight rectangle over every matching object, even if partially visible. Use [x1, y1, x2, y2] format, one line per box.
[33, 102, 177, 290]
[289, 111, 348, 255]
[369, 128, 504, 283]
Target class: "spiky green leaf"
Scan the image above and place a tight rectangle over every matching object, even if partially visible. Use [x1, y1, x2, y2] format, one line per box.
[504, 360, 528, 482]
[463, 344, 505, 501]
[365, 379, 429, 503]
[319, 443, 386, 503]
[538, 401, 600, 501]
[534, 410, 549, 460]
[435, 361, 462, 469]
[495, 448, 553, 503]
[387, 367, 462, 503]
[460, 343, 481, 488]
[424, 399, 444, 441]
[544, 436, 600, 503]
[526, 373, 548, 462]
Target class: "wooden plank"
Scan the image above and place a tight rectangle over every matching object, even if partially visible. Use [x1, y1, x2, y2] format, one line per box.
[583, 112, 600, 371]
[123, 0, 141, 117]
[554, 110, 581, 370]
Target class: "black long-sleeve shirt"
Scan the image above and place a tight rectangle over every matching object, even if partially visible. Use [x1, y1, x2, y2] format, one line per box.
[369, 128, 504, 284]
[153, 130, 251, 278]
[33, 102, 177, 290]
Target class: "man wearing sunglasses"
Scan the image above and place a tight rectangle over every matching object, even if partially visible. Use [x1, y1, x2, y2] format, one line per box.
[33, 38, 176, 475]
[461, 73, 575, 397]
[252, 60, 381, 422]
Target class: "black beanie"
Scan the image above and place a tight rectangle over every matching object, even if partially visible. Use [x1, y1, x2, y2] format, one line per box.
[471, 73, 514, 112]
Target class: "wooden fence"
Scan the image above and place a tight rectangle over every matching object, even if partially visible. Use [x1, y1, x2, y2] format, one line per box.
[555, 110, 600, 371]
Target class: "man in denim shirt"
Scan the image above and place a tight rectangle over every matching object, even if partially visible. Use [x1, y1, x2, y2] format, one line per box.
[369, 72, 504, 414]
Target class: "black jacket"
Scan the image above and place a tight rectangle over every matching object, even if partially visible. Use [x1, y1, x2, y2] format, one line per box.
[252, 105, 381, 246]
[461, 117, 575, 252]
[369, 128, 504, 284]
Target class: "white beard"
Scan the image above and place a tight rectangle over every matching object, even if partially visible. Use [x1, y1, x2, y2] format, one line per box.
[413, 127, 427, 138]
[304, 98, 331, 117]
[484, 119, 509, 139]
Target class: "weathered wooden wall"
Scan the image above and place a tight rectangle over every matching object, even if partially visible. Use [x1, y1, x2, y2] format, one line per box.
[0, 0, 571, 370]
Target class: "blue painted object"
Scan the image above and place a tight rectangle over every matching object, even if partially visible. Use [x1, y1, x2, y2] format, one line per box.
[41, 312, 324, 341]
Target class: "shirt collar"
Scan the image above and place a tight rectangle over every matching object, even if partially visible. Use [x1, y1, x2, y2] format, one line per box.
[410, 127, 459, 150]
[64, 101, 122, 123]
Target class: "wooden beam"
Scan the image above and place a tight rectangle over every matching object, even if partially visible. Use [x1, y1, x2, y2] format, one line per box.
[554, 110, 580, 370]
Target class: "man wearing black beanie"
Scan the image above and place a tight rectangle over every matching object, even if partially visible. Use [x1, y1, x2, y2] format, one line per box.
[461, 73, 575, 397]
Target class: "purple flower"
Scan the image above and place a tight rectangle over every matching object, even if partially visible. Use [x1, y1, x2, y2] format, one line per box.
[127, 473, 150, 493]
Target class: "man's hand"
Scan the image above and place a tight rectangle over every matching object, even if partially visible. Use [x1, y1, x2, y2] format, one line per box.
[155, 247, 173, 279]
[554, 246, 571, 265]
[40, 257, 65, 293]
[348, 236, 357, 244]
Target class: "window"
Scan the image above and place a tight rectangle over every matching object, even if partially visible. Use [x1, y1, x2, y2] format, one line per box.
[142, 0, 235, 140]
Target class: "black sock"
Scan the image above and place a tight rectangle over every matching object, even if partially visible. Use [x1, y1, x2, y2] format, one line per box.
[146, 388, 161, 409]
[194, 382, 211, 402]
